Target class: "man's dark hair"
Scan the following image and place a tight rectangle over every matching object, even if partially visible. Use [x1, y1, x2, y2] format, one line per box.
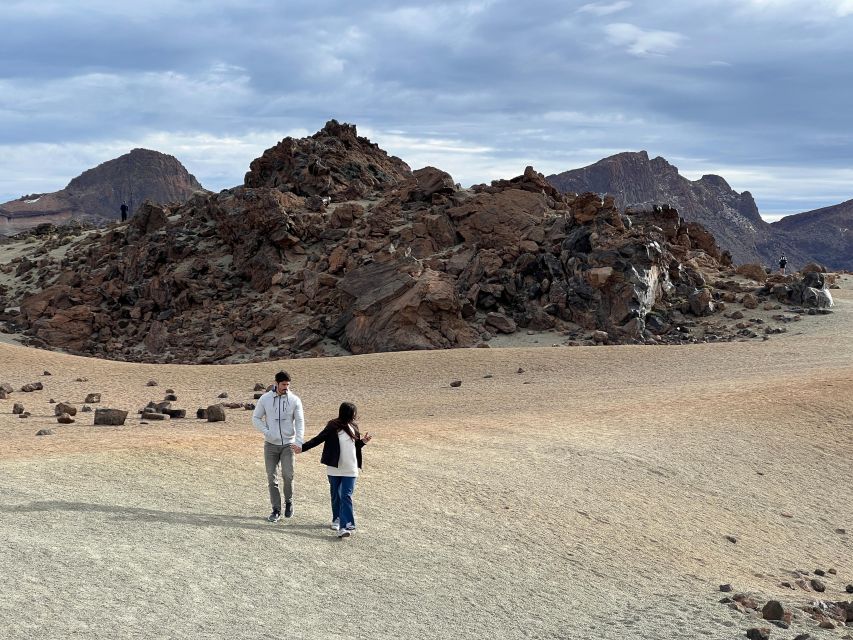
[275, 371, 291, 383]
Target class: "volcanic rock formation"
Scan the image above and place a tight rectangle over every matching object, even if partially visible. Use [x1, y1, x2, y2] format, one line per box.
[0, 121, 833, 364]
[546, 151, 810, 267]
[0, 149, 204, 235]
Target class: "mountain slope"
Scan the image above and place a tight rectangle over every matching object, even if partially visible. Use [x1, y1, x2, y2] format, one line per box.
[772, 199, 853, 270]
[0, 149, 204, 235]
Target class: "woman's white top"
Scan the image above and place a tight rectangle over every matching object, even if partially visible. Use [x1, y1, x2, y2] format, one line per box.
[327, 428, 359, 477]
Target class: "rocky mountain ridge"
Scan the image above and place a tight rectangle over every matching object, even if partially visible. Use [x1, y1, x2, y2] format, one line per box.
[0, 149, 204, 235]
[546, 152, 821, 268]
[771, 199, 853, 270]
[0, 121, 836, 364]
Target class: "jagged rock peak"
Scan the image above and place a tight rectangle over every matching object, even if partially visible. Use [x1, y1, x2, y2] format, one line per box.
[244, 119, 412, 201]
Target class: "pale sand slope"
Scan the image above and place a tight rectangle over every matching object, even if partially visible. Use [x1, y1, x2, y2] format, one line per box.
[0, 279, 851, 640]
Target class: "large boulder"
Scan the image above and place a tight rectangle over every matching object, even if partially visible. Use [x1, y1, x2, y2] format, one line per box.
[94, 408, 128, 426]
[206, 404, 226, 422]
[341, 263, 478, 353]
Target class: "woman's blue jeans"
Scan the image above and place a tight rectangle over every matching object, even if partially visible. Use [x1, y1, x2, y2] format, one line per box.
[328, 475, 357, 529]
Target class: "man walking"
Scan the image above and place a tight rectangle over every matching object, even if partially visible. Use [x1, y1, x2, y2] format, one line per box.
[253, 371, 305, 522]
[120, 202, 129, 222]
[779, 254, 788, 275]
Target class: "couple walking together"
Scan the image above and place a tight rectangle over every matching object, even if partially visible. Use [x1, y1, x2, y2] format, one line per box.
[252, 370, 372, 538]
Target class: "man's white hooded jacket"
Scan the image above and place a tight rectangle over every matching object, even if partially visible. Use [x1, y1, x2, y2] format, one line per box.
[252, 389, 305, 446]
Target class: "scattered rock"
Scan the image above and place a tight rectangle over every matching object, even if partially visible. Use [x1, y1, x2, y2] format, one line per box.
[0, 389, 8, 400]
[762, 600, 785, 621]
[13, 403, 25, 415]
[253, 383, 266, 391]
[75, 377, 88, 382]
[810, 579, 826, 592]
[54, 402, 77, 416]
[84, 393, 101, 403]
[244, 403, 255, 410]
[164, 393, 177, 401]
[485, 312, 517, 334]
[253, 392, 264, 400]
[18, 412, 30, 418]
[196, 408, 208, 420]
[165, 388, 175, 394]
[746, 627, 770, 640]
[450, 380, 462, 388]
[93, 408, 128, 426]
[725, 535, 738, 544]
[36, 429, 54, 436]
[146, 380, 158, 387]
[845, 585, 853, 594]
[720, 584, 733, 592]
[206, 405, 226, 422]
[164, 409, 186, 419]
[43, 370, 51, 376]
[82, 405, 92, 412]
[0, 383, 13, 394]
[141, 412, 167, 420]
[217, 392, 228, 399]
[814, 569, 825, 576]
[57, 413, 75, 424]
[21, 382, 44, 392]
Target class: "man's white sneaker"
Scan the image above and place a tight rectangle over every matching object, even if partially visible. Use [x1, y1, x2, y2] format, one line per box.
[330, 519, 340, 531]
[337, 528, 351, 538]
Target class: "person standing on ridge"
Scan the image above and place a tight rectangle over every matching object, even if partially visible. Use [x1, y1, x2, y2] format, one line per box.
[253, 371, 305, 522]
[779, 254, 788, 275]
[120, 202, 128, 222]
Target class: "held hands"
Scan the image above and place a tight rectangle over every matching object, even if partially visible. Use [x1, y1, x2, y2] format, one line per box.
[362, 432, 372, 443]
[290, 444, 302, 453]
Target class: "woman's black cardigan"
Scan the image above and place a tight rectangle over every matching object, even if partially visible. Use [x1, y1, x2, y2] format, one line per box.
[301, 420, 367, 469]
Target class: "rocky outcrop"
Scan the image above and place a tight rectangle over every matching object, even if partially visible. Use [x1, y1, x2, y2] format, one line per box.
[3, 121, 800, 364]
[546, 151, 810, 268]
[0, 149, 205, 235]
[244, 119, 411, 201]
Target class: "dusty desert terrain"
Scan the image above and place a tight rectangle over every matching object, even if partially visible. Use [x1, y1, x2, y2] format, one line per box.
[1, 277, 851, 640]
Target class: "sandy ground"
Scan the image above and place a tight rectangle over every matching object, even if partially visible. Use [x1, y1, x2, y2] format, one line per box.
[0, 279, 851, 639]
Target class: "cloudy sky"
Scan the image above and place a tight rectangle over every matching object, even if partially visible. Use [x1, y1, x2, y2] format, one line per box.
[2, 0, 852, 220]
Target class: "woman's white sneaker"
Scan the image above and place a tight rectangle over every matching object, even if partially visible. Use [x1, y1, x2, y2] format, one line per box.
[330, 519, 340, 531]
[337, 528, 351, 538]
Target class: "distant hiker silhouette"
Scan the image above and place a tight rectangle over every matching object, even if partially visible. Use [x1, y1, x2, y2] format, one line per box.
[779, 254, 788, 275]
[120, 203, 128, 222]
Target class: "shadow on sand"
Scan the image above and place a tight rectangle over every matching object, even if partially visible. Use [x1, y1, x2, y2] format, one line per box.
[2, 500, 335, 540]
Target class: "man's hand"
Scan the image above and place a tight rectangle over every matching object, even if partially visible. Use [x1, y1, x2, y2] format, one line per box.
[291, 444, 302, 453]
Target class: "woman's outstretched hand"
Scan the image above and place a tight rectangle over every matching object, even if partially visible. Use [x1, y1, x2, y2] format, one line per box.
[362, 432, 372, 443]
[291, 444, 302, 453]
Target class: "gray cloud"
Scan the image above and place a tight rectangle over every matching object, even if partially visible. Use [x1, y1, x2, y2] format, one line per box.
[1, 0, 852, 219]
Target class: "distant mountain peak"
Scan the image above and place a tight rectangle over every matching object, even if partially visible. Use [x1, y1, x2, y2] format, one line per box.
[0, 149, 205, 235]
[545, 151, 807, 266]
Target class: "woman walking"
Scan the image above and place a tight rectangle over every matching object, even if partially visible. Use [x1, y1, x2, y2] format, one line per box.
[293, 402, 372, 538]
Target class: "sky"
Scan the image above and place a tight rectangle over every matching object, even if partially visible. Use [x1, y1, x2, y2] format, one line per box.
[1, 1, 852, 222]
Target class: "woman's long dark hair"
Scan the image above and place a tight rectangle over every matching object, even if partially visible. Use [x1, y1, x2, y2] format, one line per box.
[335, 402, 358, 439]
